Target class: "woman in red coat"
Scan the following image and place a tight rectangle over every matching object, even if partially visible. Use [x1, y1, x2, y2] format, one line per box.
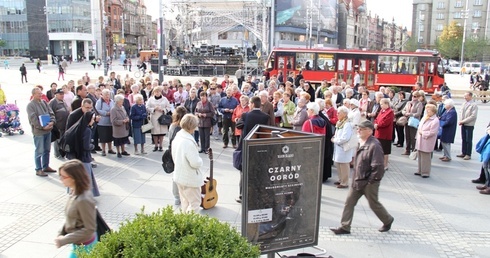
[374, 98, 394, 170]
[232, 95, 250, 142]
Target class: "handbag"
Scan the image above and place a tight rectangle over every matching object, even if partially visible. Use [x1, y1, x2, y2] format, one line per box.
[211, 115, 217, 126]
[157, 112, 172, 125]
[396, 116, 408, 126]
[341, 131, 359, 152]
[233, 149, 242, 171]
[96, 208, 111, 241]
[409, 150, 418, 160]
[141, 119, 153, 133]
[407, 116, 420, 128]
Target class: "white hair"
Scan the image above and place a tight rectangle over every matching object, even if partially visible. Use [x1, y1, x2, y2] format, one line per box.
[259, 90, 268, 97]
[444, 98, 455, 107]
[134, 94, 144, 102]
[102, 88, 111, 96]
[114, 94, 125, 103]
[306, 102, 320, 115]
[337, 106, 349, 115]
[315, 98, 325, 110]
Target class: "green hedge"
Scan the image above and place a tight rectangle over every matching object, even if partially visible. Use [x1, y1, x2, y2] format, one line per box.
[77, 206, 260, 258]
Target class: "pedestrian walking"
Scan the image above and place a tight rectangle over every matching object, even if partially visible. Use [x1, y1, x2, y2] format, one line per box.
[58, 65, 65, 81]
[20, 64, 27, 83]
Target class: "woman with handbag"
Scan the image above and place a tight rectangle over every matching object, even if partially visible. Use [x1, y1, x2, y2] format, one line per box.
[331, 106, 355, 188]
[130, 94, 147, 155]
[95, 89, 115, 156]
[438, 99, 457, 162]
[374, 98, 395, 170]
[54, 160, 97, 256]
[232, 95, 250, 143]
[393, 91, 408, 147]
[195, 91, 215, 154]
[414, 104, 440, 178]
[146, 86, 171, 152]
[110, 95, 130, 158]
[402, 91, 423, 155]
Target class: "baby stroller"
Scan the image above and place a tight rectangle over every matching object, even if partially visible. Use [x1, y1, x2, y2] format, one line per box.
[0, 103, 24, 136]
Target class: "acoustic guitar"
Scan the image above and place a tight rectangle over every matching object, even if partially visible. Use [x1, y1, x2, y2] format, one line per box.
[201, 148, 218, 209]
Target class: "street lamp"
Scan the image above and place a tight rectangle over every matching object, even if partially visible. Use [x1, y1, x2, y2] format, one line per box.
[460, 0, 469, 68]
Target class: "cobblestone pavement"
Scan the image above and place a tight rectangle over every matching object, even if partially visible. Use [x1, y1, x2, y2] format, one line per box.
[0, 60, 489, 258]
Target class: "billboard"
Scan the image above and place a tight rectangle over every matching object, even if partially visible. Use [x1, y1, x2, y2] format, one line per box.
[276, 0, 337, 31]
[242, 126, 324, 253]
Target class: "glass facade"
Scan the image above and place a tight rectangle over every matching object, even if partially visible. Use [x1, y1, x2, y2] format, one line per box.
[47, 0, 91, 33]
[0, 0, 28, 55]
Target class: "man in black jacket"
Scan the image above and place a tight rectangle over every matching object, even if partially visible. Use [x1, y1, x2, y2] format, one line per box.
[236, 96, 270, 203]
[71, 85, 88, 111]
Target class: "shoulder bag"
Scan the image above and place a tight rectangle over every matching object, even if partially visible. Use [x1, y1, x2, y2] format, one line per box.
[158, 111, 172, 125]
[341, 124, 359, 151]
[408, 116, 420, 128]
[396, 116, 408, 126]
[141, 118, 153, 133]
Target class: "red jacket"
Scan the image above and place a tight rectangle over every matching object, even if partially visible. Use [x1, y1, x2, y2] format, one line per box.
[374, 107, 394, 140]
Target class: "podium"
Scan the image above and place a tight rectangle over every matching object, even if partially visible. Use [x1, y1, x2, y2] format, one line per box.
[240, 125, 325, 255]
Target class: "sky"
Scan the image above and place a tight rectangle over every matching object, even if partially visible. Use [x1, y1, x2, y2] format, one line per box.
[367, 0, 413, 30]
[146, 0, 413, 31]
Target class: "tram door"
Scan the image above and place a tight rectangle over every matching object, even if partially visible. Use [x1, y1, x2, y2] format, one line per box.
[277, 54, 295, 81]
[418, 61, 435, 90]
[337, 58, 354, 85]
[356, 59, 376, 88]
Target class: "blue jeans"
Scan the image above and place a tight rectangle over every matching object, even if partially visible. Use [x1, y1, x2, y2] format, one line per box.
[33, 132, 51, 171]
[461, 125, 474, 156]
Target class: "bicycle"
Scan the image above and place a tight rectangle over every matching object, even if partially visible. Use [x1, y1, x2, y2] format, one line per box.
[134, 67, 146, 78]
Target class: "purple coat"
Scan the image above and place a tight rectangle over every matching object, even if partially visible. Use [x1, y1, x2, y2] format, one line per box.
[415, 115, 440, 152]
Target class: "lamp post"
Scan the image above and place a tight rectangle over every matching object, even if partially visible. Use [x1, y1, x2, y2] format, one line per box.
[158, 0, 165, 82]
[460, 0, 469, 68]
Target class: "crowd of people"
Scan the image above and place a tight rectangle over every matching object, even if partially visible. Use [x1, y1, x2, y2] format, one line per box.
[18, 67, 490, 255]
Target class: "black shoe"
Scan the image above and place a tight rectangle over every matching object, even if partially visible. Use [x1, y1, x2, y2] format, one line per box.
[330, 227, 350, 235]
[414, 173, 421, 176]
[158, 147, 163, 152]
[153, 147, 158, 152]
[422, 175, 430, 178]
[108, 150, 116, 154]
[117, 153, 122, 158]
[199, 150, 205, 153]
[379, 218, 394, 232]
[121, 151, 130, 156]
[472, 179, 485, 184]
[94, 147, 102, 151]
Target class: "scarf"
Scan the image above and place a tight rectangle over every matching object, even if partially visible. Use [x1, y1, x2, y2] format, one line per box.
[336, 117, 348, 129]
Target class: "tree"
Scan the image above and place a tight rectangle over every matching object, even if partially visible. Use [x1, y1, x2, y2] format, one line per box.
[435, 21, 463, 60]
[0, 39, 6, 48]
[403, 37, 419, 52]
[465, 37, 490, 61]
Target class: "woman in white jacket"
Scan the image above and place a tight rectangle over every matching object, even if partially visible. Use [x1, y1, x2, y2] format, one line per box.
[146, 86, 171, 151]
[172, 114, 203, 213]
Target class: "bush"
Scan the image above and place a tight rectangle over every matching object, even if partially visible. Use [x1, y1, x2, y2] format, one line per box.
[77, 206, 261, 258]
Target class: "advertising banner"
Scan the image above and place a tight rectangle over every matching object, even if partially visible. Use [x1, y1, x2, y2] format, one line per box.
[241, 126, 324, 253]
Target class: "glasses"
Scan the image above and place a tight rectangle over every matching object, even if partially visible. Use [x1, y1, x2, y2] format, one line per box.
[210, 88, 216, 90]
[357, 128, 368, 131]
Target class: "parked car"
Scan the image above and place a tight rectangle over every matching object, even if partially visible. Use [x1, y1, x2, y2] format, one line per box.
[463, 62, 483, 74]
[446, 62, 461, 74]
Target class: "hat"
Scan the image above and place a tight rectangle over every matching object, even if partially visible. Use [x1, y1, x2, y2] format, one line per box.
[358, 120, 374, 130]
[349, 99, 359, 107]
[55, 88, 64, 94]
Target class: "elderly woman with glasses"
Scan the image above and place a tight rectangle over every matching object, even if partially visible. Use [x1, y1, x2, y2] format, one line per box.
[414, 104, 440, 178]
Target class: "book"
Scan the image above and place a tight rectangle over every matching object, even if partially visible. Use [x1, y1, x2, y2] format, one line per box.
[38, 114, 50, 127]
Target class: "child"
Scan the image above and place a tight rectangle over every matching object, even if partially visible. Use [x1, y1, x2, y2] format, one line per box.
[0, 110, 8, 129]
[8, 110, 20, 128]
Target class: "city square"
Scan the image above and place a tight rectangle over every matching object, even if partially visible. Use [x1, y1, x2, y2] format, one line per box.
[0, 59, 489, 258]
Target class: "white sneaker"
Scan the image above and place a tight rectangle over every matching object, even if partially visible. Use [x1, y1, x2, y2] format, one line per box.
[134, 151, 140, 155]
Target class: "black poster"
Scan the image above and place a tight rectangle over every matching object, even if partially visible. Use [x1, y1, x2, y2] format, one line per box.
[242, 137, 323, 253]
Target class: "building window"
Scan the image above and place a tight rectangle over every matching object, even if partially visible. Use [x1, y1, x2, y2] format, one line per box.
[455, 0, 463, 7]
[436, 24, 444, 31]
[437, 2, 445, 9]
[437, 13, 445, 19]
[474, 10, 482, 17]
[474, 0, 483, 6]
[454, 12, 462, 18]
[419, 24, 424, 32]
[420, 4, 426, 11]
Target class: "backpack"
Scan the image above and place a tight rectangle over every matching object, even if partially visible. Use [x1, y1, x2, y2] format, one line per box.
[58, 119, 81, 157]
[161, 126, 181, 173]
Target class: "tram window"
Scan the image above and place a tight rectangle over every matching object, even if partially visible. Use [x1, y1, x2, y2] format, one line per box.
[398, 57, 418, 74]
[378, 56, 398, 73]
[269, 57, 276, 69]
[296, 52, 314, 70]
[317, 54, 335, 71]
